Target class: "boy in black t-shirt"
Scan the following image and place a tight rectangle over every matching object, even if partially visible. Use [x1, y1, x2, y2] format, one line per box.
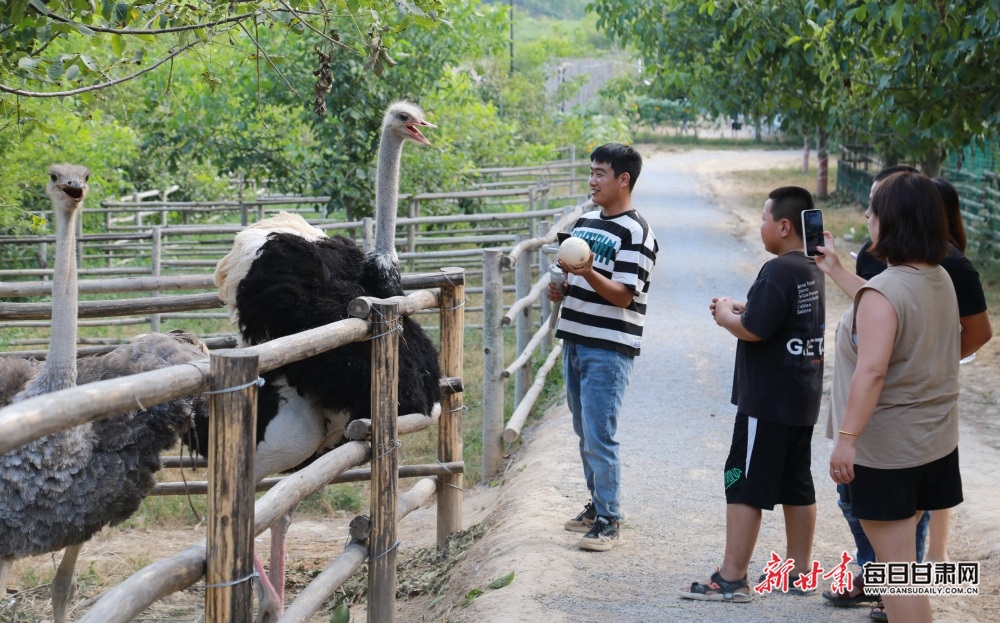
[679, 186, 825, 603]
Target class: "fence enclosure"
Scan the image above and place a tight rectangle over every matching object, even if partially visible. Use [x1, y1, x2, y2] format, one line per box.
[0, 153, 593, 620]
[0, 269, 465, 623]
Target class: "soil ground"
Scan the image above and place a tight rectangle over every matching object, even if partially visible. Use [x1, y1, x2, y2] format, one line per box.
[2, 149, 997, 623]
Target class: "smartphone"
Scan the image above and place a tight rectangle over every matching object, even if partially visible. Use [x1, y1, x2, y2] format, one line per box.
[801, 208, 824, 257]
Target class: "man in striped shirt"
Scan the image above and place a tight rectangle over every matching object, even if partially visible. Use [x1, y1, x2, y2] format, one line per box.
[548, 143, 658, 551]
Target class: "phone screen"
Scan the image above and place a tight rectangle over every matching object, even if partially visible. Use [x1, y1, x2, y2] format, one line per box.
[802, 209, 824, 257]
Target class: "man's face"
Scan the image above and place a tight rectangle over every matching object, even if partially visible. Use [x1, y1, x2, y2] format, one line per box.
[589, 160, 625, 207]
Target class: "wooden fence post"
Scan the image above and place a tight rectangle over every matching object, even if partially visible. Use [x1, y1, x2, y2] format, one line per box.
[368, 301, 400, 623]
[513, 234, 531, 409]
[150, 226, 162, 332]
[537, 220, 552, 354]
[437, 267, 465, 549]
[481, 249, 505, 481]
[206, 351, 259, 623]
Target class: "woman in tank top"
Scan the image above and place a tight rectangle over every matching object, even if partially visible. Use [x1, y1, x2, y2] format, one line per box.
[817, 171, 962, 623]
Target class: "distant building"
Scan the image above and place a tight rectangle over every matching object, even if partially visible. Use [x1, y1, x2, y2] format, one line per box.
[546, 57, 639, 111]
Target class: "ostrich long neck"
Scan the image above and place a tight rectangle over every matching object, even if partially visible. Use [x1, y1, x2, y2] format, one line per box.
[372, 130, 404, 262]
[35, 205, 79, 394]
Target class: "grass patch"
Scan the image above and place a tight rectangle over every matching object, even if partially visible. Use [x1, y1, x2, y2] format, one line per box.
[635, 128, 803, 150]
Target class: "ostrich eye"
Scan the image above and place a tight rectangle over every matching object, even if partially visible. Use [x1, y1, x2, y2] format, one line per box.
[85, 175, 90, 182]
[399, 113, 410, 121]
[49, 173, 57, 182]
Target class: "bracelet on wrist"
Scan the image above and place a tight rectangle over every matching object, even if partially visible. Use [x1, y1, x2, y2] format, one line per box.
[838, 429, 860, 437]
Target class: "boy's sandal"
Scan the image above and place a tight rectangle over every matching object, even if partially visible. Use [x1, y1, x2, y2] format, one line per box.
[678, 570, 752, 603]
[869, 600, 888, 622]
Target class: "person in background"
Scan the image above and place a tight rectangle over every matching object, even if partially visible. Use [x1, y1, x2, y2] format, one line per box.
[548, 143, 658, 552]
[924, 176, 992, 563]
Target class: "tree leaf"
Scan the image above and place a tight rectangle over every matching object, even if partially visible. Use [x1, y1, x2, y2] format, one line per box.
[28, 0, 50, 16]
[328, 602, 350, 623]
[487, 571, 515, 590]
[17, 57, 41, 71]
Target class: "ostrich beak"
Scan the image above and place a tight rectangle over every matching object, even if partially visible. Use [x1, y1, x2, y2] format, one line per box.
[405, 119, 436, 146]
[57, 183, 86, 202]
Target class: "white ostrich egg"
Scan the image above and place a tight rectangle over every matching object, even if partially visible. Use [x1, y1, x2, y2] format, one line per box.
[558, 236, 591, 268]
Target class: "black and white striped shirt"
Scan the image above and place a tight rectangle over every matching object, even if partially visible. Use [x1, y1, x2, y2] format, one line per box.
[556, 209, 658, 356]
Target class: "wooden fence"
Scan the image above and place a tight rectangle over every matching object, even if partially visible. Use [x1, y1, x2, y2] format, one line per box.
[479, 200, 590, 479]
[836, 145, 1000, 259]
[0, 269, 465, 623]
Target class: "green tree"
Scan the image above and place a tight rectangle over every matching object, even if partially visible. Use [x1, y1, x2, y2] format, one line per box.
[808, 0, 1000, 175]
[0, 1, 449, 130]
[591, 0, 838, 195]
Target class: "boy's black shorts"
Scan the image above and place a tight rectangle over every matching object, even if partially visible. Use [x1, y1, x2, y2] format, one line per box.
[848, 447, 963, 521]
[724, 412, 815, 510]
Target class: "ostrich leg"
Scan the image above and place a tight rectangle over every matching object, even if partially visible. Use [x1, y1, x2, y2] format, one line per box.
[253, 553, 283, 623]
[254, 511, 292, 623]
[268, 512, 292, 603]
[51, 544, 81, 623]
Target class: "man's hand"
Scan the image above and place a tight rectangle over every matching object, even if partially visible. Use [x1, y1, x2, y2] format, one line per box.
[547, 280, 566, 302]
[710, 296, 744, 323]
[558, 254, 594, 277]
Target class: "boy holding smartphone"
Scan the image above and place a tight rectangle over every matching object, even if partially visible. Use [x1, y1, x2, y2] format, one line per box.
[680, 185, 825, 602]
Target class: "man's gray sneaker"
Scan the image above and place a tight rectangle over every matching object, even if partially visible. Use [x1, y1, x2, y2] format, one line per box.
[564, 502, 596, 533]
[578, 516, 621, 551]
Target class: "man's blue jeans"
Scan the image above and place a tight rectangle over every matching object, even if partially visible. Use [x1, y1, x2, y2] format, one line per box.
[563, 340, 634, 522]
[837, 483, 929, 566]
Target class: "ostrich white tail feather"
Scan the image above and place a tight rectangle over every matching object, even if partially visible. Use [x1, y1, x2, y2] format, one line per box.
[214, 211, 327, 325]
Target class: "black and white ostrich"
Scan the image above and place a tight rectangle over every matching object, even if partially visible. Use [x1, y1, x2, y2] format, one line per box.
[0, 165, 210, 623]
[206, 101, 441, 618]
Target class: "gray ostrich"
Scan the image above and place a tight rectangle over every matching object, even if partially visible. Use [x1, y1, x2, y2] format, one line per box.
[0, 165, 210, 623]
[209, 101, 440, 621]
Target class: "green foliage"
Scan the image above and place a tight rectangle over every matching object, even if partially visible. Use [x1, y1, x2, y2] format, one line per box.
[0, 0, 613, 230]
[591, 0, 1000, 170]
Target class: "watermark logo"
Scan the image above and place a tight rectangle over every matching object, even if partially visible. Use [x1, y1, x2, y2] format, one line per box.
[863, 561, 980, 596]
[754, 552, 980, 597]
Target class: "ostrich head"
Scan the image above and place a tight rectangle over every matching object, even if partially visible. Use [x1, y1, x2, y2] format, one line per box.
[371, 101, 436, 267]
[382, 101, 436, 147]
[46, 164, 90, 215]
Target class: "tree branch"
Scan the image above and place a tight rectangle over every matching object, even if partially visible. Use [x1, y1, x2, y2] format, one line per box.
[275, 0, 355, 53]
[37, 9, 258, 36]
[236, 21, 300, 99]
[0, 41, 201, 98]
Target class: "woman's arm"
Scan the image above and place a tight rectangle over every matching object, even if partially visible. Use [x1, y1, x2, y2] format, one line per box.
[815, 231, 868, 300]
[829, 289, 896, 484]
[960, 311, 993, 358]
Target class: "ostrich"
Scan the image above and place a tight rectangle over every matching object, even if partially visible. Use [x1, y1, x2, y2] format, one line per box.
[206, 101, 441, 619]
[0, 165, 210, 623]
